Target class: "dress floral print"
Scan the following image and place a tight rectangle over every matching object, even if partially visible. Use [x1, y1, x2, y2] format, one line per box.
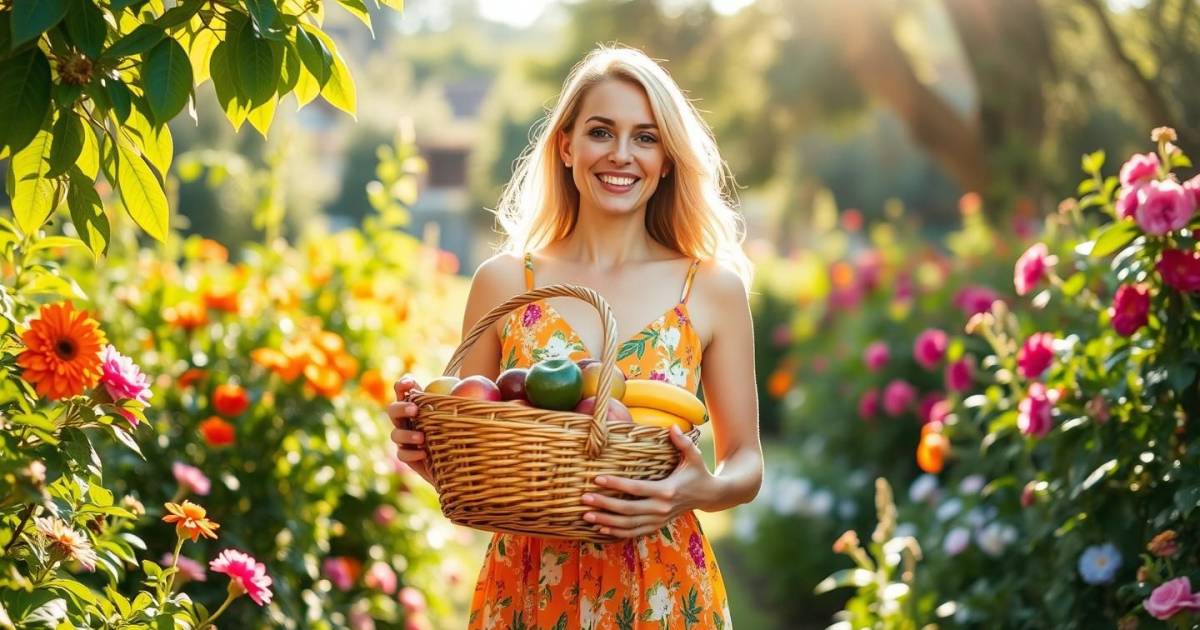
[469, 254, 730, 630]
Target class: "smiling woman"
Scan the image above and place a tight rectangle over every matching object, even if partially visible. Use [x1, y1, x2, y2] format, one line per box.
[388, 45, 763, 629]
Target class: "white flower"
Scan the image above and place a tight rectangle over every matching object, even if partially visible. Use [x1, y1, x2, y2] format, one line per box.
[936, 498, 963, 522]
[647, 583, 674, 620]
[909, 474, 939, 504]
[772, 477, 811, 515]
[666, 361, 689, 387]
[976, 522, 1016, 557]
[1078, 543, 1122, 585]
[539, 549, 562, 586]
[943, 527, 971, 556]
[580, 596, 603, 629]
[659, 327, 681, 350]
[541, 335, 574, 360]
[958, 474, 986, 495]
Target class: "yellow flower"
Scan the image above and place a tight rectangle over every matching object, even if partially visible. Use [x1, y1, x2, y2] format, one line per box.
[162, 501, 220, 542]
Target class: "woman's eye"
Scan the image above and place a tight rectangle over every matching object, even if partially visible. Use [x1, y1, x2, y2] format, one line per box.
[638, 134, 658, 143]
[588, 128, 611, 139]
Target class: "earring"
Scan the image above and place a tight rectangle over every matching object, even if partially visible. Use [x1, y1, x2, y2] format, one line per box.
[565, 162, 572, 168]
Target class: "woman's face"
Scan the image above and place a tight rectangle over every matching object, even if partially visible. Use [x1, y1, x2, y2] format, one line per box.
[560, 79, 670, 218]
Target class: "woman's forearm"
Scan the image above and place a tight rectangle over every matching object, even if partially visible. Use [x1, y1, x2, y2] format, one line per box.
[697, 447, 763, 513]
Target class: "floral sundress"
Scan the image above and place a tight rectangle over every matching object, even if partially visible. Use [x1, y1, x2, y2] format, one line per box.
[467, 253, 731, 630]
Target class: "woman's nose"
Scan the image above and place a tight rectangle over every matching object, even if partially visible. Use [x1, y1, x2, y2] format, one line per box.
[608, 139, 632, 164]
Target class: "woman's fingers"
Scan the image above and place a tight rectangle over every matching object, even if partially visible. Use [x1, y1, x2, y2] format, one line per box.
[385, 401, 418, 424]
[393, 375, 420, 400]
[390, 427, 424, 446]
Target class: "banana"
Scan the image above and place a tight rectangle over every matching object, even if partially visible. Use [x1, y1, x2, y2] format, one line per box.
[621, 379, 708, 425]
[628, 407, 693, 431]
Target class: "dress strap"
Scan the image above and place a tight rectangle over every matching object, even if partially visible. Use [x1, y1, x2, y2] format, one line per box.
[679, 258, 701, 304]
[523, 252, 535, 291]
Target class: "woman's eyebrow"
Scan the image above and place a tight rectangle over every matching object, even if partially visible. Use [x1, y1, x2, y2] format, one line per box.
[584, 115, 658, 130]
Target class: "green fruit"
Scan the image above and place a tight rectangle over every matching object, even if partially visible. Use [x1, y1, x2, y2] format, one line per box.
[525, 358, 584, 411]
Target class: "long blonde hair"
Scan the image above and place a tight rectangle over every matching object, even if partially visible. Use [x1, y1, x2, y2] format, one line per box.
[492, 45, 754, 290]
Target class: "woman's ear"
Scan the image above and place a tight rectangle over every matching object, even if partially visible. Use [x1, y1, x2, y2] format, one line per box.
[558, 128, 573, 168]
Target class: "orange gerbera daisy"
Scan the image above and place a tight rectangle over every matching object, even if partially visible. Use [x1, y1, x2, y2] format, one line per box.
[162, 501, 220, 542]
[17, 302, 107, 400]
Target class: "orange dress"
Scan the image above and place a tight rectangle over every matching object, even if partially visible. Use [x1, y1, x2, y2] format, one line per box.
[467, 253, 731, 630]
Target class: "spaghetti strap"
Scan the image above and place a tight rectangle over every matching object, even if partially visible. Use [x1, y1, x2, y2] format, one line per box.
[679, 258, 701, 304]
[523, 252, 535, 291]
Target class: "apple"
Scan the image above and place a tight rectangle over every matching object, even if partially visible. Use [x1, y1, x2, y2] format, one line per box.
[424, 376, 460, 395]
[449, 375, 502, 401]
[573, 396, 633, 424]
[580, 362, 626, 401]
[496, 368, 529, 401]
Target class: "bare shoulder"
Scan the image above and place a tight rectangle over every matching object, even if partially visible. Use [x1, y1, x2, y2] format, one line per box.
[464, 252, 528, 330]
[690, 259, 751, 352]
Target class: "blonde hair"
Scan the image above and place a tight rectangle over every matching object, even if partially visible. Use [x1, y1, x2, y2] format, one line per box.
[492, 45, 754, 290]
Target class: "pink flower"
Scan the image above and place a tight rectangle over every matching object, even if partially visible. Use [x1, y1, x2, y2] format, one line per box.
[893, 273, 914, 303]
[99, 345, 152, 425]
[687, 532, 706, 570]
[161, 553, 207, 582]
[913, 329, 948, 370]
[927, 399, 952, 425]
[1143, 577, 1200, 620]
[1158, 248, 1200, 292]
[858, 389, 879, 420]
[399, 586, 427, 614]
[1184, 174, 1200, 207]
[1014, 243, 1051, 296]
[882, 380, 917, 417]
[944, 358, 973, 392]
[521, 303, 542, 328]
[649, 370, 668, 382]
[953, 285, 1000, 317]
[1017, 382, 1055, 437]
[1109, 284, 1151, 337]
[210, 549, 273, 606]
[1135, 179, 1196, 235]
[349, 609, 376, 630]
[1016, 333, 1055, 380]
[1117, 184, 1143, 219]
[171, 462, 211, 496]
[364, 561, 397, 594]
[863, 341, 889, 372]
[855, 250, 883, 291]
[373, 505, 398, 526]
[918, 392, 946, 424]
[322, 556, 359, 591]
[1119, 152, 1160, 188]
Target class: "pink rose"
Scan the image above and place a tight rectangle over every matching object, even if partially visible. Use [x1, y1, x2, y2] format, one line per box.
[882, 380, 917, 417]
[399, 586, 427, 614]
[945, 357, 973, 392]
[1117, 184, 1143, 220]
[858, 388, 879, 420]
[1016, 332, 1055, 380]
[913, 329, 948, 370]
[1158, 248, 1200, 292]
[1184, 174, 1200, 207]
[1136, 179, 1196, 235]
[1014, 243, 1051, 296]
[1017, 382, 1055, 437]
[953, 285, 1000, 317]
[918, 392, 946, 424]
[1144, 577, 1200, 620]
[863, 341, 889, 372]
[1109, 284, 1151, 337]
[1119, 152, 1160, 188]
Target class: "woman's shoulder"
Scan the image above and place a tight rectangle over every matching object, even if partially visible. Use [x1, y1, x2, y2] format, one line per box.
[693, 258, 748, 300]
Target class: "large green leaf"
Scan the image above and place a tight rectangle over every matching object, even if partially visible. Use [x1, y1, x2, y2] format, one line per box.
[103, 77, 133, 121]
[113, 135, 169, 242]
[153, 1, 201, 29]
[65, 0, 107, 58]
[209, 39, 249, 130]
[0, 48, 52, 153]
[102, 23, 164, 59]
[124, 101, 173, 176]
[232, 20, 281, 106]
[47, 111, 84, 177]
[247, 95, 278, 136]
[77, 120, 100, 179]
[1089, 220, 1139, 258]
[143, 38, 192, 124]
[334, 0, 372, 35]
[67, 168, 109, 259]
[11, 0, 69, 47]
[183, 17, 219, 85]
[245, 0, 283, 39]
[304, 25, 355, 116]
[9, 129, 60, 236]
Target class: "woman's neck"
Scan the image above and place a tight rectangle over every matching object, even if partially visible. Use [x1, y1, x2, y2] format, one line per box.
[548, 204, 673, 268]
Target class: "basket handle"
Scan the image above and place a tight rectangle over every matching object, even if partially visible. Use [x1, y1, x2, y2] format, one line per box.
[441, 283, 619, 459]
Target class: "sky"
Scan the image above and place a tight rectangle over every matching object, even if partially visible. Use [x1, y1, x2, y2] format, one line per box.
[476, 0, 757, 28]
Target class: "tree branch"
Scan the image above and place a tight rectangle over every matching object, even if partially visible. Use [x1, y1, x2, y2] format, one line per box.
[1079, 0, 1177, 130]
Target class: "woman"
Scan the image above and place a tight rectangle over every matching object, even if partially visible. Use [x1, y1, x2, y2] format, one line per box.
[388, 45, 762, 629]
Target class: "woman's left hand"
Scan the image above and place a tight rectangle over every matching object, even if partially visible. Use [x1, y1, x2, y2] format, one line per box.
[581, 425, 717, 539]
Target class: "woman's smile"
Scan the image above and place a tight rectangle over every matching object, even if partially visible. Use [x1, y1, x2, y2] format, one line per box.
[595, 171, 642, 194]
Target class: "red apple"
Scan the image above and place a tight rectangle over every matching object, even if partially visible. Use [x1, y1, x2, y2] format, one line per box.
[496, 368, 529, 401]
[450, 375, 502, 401]
[573, 396, 633, 424]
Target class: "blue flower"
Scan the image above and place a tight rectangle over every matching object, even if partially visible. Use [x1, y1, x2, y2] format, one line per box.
[1078, 543, 1122, 585]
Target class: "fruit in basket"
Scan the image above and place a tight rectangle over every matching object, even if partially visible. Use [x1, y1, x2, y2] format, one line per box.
[496, 368, 529, 401]
[450, 375, 502, 401]
[506, 398, 534, 407]
[622, 379, 708, 425]
[576, 358, 600, 370]
[628, 406, 693, 431]
[573, 396, 633, 424]
[424, 376, 460, 395]
[580, 362, 626, 401]
[525, 358, 584, 410]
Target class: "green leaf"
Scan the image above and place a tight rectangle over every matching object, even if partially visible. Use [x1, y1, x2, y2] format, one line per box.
[378, 0, 402, 9]
[1076, 178, 1098, 195]
[154, 1, 201, 29]
[103, 78, 132, 122]
[304, 25, 355, 116]
[65, 0, 107, 59]
[103, 23, 165, 59]
[183, 22, 219, 85]
[813, 568, 874, 594]
[10, 129, 61, 236]
[77, 120, 99, 178]
[47, 112, 84, 178]
[67, 169, 109, 258]
[28, 235, 83, 252]
[53, 81, 83, 108]
[113, 135, 169, 242]
[334, 0, 372, 34]
[245, 0, 284, 39]
[1169, 152, 1192, 170]
[43, 579, 99, 606]
[143, 38, 192, 124]
[0, 47, 53, 154]
[278, 39, 301, 94]
[208, 39, 249, 130]
[247, 94, 277, 136]
[11, 0, 69, 47]
[124, 102, 172, 175]
[1060, 272, 1086, 298]
[1090, 220, 1138, 258]
[233, 20, 282, 106]
[1081, 150, 1105, 175]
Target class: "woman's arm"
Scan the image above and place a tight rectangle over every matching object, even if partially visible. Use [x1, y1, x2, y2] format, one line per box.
[454, 253, 524, 381]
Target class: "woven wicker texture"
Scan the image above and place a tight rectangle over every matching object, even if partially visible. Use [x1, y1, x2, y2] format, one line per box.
[406, 284, 699, 542]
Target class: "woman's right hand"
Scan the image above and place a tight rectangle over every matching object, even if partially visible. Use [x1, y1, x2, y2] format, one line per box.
[388, 375, 434, 486]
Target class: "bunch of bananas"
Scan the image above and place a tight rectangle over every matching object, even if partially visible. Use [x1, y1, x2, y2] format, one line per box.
[621, 379, 708, 431]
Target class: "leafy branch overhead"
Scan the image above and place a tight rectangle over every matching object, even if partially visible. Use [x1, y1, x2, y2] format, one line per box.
[0, 0, 396, 256]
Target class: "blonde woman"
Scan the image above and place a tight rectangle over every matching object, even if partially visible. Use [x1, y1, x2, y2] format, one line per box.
[388, 45, 762, 628]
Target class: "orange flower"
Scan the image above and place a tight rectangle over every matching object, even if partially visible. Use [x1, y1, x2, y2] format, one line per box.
[178, 368, 206, 389]
[917, 431, 950, 474]
[202, 285, 240, 313]
[830, 261, 855, 290]
[304, 363, 343, 398]
[213, 383, 249, 417]
[360, 370, 390, 407]
[164, 301, 208, 330]
[197, 239, 229, 263]
[199, 416, 235, 446]
[17, 302, 107, 400]
[766, 366, 793, 400]
[332, 352, 359, 380]
[162, 501, 220, 542]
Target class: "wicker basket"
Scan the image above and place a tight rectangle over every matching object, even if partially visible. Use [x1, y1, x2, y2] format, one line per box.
[406, 284, 700, 543]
